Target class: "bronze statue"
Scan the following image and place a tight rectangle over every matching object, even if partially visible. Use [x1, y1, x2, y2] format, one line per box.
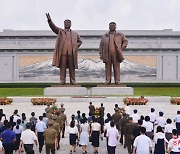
[99, 22, 128, 85]
[46, 13, 82, 85]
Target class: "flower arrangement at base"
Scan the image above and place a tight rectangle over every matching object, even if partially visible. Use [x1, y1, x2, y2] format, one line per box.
[0, 98, 13, 105]
[31, 98, 56, 105]
[123, 97, 148, 105]
[170, 97, 180, 105]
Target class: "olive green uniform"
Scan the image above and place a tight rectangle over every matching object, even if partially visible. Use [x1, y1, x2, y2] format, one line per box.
[44, 127, 57, 154]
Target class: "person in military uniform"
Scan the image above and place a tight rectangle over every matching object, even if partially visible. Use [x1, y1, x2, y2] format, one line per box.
[56, 112, 63, 137]
[60, 110, 67, 138]
[124, 117, 136, 154]
[89, 102, 95, 116]
[45, 104, 52, 114]
[44, 120, 58, 154]
[59, 103, 65, 113]
[119, 112, 128, 146]
[52, 115, 61, 150]
[46, 111, 52, 120]
[112, 108, 122, 131]
[99, 103, 105, 118]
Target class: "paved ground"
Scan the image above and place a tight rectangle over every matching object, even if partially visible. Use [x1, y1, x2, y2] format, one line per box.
[1, 100, 178, 154]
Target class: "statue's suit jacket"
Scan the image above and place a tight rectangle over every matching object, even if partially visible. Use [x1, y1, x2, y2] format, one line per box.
[48, 21, 82, 69]
[99, 32, 128, 63]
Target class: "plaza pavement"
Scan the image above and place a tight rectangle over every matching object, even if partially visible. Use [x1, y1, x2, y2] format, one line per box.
[1, 98, 178, 154]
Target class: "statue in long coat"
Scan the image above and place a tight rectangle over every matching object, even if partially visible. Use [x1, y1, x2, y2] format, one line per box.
[46, 13, 82, 85]
[99, 22, 128, 85]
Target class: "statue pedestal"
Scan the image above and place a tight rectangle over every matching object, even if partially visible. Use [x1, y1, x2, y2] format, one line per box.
[91, 87, 134, 95]
[44, 86, 134, 96]
[44, 87, 87, 96]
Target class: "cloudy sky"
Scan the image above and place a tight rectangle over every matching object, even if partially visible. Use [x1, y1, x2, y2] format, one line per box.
[0, 0, 180, 31]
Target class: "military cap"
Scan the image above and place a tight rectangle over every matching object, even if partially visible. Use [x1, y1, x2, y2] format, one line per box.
[47, 119, 54, 125]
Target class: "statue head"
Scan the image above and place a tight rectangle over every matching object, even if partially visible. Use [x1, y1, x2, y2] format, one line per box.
[109, 22, 116, 32]
[64, 19, 71, 29]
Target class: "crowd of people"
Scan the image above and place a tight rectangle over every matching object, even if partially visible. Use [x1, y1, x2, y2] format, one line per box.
[0, 102, 180, 154]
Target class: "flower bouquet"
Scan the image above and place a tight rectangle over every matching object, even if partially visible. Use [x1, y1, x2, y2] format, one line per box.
[170, 97, 180, 105]
[31, 98, 56, 105]
[0, 97, 13, 105]
[123, 97, 148, 105]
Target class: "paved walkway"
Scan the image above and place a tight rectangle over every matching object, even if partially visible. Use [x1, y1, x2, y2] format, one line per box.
[1, 99, 178, 153]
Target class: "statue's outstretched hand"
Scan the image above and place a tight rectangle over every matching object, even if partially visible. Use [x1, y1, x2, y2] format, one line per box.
[46, 13, 51, 22]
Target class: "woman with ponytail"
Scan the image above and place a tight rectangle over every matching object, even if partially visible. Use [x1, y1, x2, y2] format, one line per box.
[13, 119, 23, 152]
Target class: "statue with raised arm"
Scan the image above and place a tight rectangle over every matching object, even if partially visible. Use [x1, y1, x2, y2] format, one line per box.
[99, 22, 128, 85]
[46, 13, 82, 85]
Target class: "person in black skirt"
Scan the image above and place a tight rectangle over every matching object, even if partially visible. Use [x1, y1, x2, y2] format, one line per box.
[13, 119, 23, 152]
[91, 117, 101, 154]
[154, 126, 168, 154]
[68, 120, 78, 154]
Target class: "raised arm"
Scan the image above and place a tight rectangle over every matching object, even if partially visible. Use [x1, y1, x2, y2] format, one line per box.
[46, 13, 59, 34]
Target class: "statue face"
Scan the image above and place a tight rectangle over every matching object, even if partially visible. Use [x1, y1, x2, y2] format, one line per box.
[109, 23, 116, 31]
[64, 20, 71, 29]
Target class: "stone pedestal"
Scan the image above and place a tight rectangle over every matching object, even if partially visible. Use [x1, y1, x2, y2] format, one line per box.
[91, 87, 134, 95]
[44, 86, 134, 96]
[44, 87, 87, 96]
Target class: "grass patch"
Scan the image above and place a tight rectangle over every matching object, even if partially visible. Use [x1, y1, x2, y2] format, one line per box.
[0, 88, 44, 97]
[0, 82, 180, 88]
[0, 87, 180, 97]
[134, 87, 180, 97]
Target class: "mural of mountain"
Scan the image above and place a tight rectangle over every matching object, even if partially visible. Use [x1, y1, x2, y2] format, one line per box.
[19, 59, 156, 81]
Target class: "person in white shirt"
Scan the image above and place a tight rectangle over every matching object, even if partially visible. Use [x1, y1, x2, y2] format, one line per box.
[148, 108, 156, 124]
[131, 109, 140, 123]
[104, 116, 112, 152]
[168, 129, 180, 154]
[154, 126, 168, 154]
[175, 111, 180, 135]
[12, 109, 21, 123]
[13, 119, 23, 152]
[106, 121, 119, 154]
[20, 123, 38, 154]
[42, 113, 48, 126]
[36, 116, 47, 153]
[143, 116, 154, 140]
[90, 118, 101, 154]
[68, 120, 79, 154]
[133, 127, 152, 154]
[155, 112, 166, 129]
[125, 104, 131, 117]
[165, 119, 175, 141]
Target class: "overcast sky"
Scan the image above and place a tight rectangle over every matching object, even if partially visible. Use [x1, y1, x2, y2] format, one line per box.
[0, 0, 180, 31]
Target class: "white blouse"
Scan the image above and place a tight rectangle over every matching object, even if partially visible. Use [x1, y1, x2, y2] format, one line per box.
[91, 122, 100, 131]
[68, 126, 78, 134]
[154, 132, 168, 144]
[164, 124, 175, 133]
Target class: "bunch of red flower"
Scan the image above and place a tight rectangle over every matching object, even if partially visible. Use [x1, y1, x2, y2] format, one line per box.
[170, 97, 180, 105]
[0, 97, 13, 105]
[31, 98, 56, 105]
[123, 97, 148, 105]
